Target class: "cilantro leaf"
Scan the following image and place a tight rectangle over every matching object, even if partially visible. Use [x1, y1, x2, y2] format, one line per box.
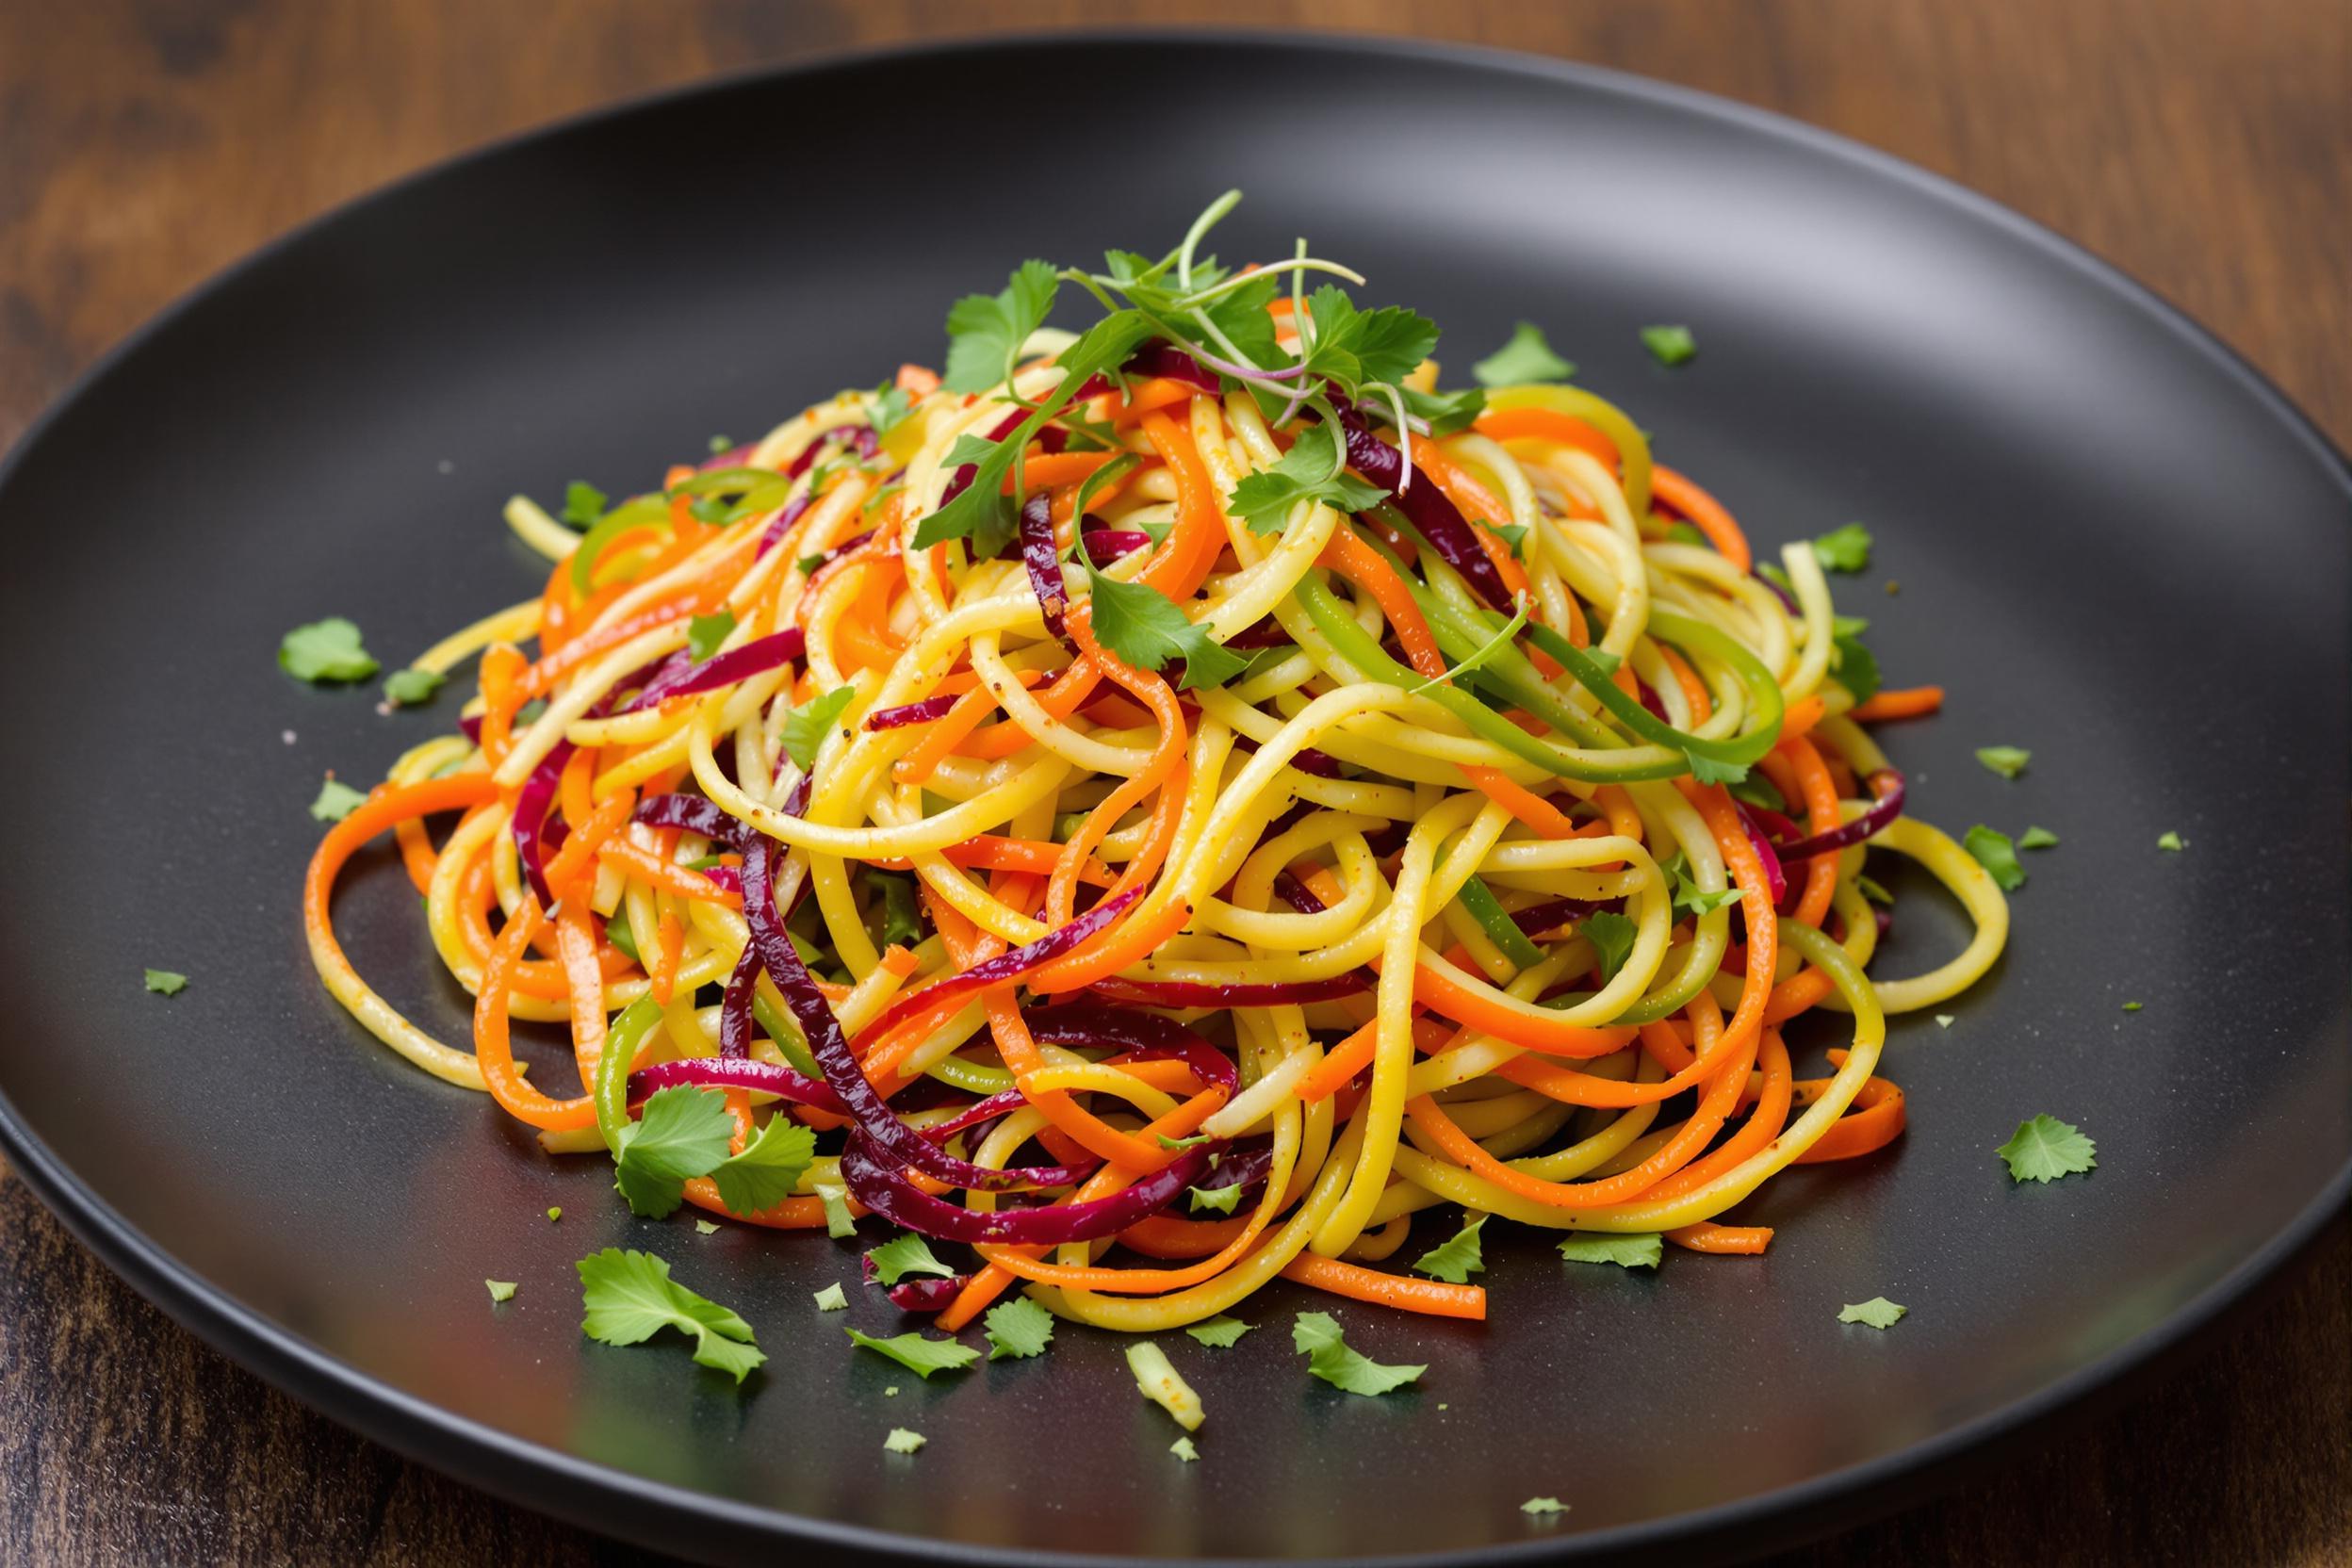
[1292, 1311, 1425, 1396]
[1472, 321, 1574, 386]
[1083, 564, 1249, 690]
[1522, 1497, 1569, 1517]
[782, 684, 856, 772]
[279, 617, 379, 683]
[868, 381, 912, 439]
[1660, 853, 1740, 921]
[560, 481, 608, 529]
[1838, 1297, 1907, 1330]
[1184, 1315, 1253, 1348]
[1226, 421, 1388, 537]
[846, 1327, 979, 1380]
[1975, 745, 2031, 779]
[1996, 1114, 2097, 1183]
[710, 1116, 814, 1217]
[485, 1279, 517, 1303]
[1402, 384, 1487, 436]
[1811, 523, 1873, 572]
[577, 1247, 765, 1382]
[2018, 825, 2060, 850]
[1200, 270, 1285, 373]
[384, 667, 445, 707]
[694, 1219, 720, 1235]
[883, 1427, 926, 1454]
[866, 1233, 956, 1285]
[1685, 752, 1750, 787]
[1300, 286, 1439, 388]
[1577, 911, 1639, 984]
[2157, 830, 2185, 852]
[612, 1086, 734, 1219]
[1493, 521, 1529, 560]
[1188, 1183, 1244, 1216]
[1831, 626, 1881, 705]
[1170, 1435, 1200, 1462]
[143, 969, 187, 996]
[687, 610, 735, 662]
[1558, 1233, 1662, 1269]
[984, 1296, 1055, 1360]
[813, 1282, 847, 1311]
[942, 259, 1060, 394]
[1640, 324, 1697, 366]
[1411, 1215, 1487, 1284]
[1964, 825, 2026, 891]
[310, 777, 368, 823]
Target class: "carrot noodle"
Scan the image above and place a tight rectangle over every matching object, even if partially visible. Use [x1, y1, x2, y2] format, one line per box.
[302, 193, 2003, 1351]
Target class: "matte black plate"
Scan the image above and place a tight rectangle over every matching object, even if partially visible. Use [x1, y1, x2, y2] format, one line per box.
[0, 32, 2344, 1568]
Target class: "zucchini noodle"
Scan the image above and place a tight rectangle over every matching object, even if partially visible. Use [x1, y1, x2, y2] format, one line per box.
[302, 195, 2005, 1341]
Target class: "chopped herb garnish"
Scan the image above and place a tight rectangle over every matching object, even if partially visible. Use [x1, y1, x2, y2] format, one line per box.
[708, 434, 733, 454]
[143, 969, 188, 996]
[577, 1247, 764, 1382]
[1810, 523, 1873, 572]
[1640, 324, 1696, 366]
[1412, 1215, 1488, 1284]
[984, 1296, 1056, 1360]
[2018, 825, 2060, 850]
[866, 1233, 956, 1286]
[1935, 1014, 1955, 1029]
[1084, 564, 1248, 691]
[710, 1116, 814, 1217]
[485, 1279, 517, 1303]
[883, 1427, 926, 1455]
[2121, 1001, 2144, 1012]
[1155, 1131, 1212, 1151]
[612, 1086, 734, 1219]
[781, 684, 857, 772]
[1185, 1315, 1253, 1348]
[1964, 825, 2025, 891]
[1401, 384, 1487, 435]
[942, 259, 1062, 394]
[279, 617, 379, 683]
[1188, 1183, 1244, 1215]
[1557, 1233, 1662, 1269]
[2157, 830, 2185, 852]
[560, 481, 608, 529]
[1170, 1436, 1200, 1462]
[813, 1282, 847, 1311]
[815, 1180, 857, 1238]
[1838, 1297, 1906, 1330]
[547, 1207, 563, 1222]
[1225, 420, 1387, 536]
[309, 777, 368, 822]
[694, 1219, 720, 1235]
[686, 610, 736, 662]
[1472, 321, 1574, 386]
[845, 1328, 979, 1380]
[1577, 911, 1640, 984]
[1292, 1311, 1424, 1396]
[384, 666, 445, 707]
[1997, 1115, 2097, 1183]
[1974, 745, 2031, 779]
[1521, 1497, 1569, 1517]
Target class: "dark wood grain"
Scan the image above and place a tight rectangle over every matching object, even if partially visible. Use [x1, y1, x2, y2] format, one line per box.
[2, 2, 2346, 1564]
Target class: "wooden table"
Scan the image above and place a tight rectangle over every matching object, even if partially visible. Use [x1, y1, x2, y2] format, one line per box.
[4, 2, 2345, 1562]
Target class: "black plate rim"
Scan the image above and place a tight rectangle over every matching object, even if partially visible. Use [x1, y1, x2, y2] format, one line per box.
[2, 26, 2345, 1568]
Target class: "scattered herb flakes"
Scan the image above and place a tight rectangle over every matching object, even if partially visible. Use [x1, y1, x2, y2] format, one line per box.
[694, 1219, 720, 1235]
[1170, 1436, 1200, 1462]
[2018, 825, 2060, 850]
[708, 433, 733, 454]
[882, 1428, 927, 1455]
[1974, 745, 2031, 779]
[1188, 1183, 1244, 1215]
[1292, 1312, 1425, 1396]
[2157, 830, 2186, 852]
[310, 777, 368, 822]
[812, 1282, 848, 1312]
[1838, 1297, 1906, 1330]
[1557, 1233, 1663, 1269]
[1412, 1215, 1488, 1284]
[1639, 324, 1696, 366]
[1185, 1315, 1254, 1348]
[1997, 1115, 2097, 1184]
[560, 481, 607, 529]
[984, 1296, 1055, 1361]
[816, 1181, 858, 1238]
[1809, 523, 1873, 573]
[2122, 1001, 2144, 1013]
[279, 617, 379, 683]
[576, 1248, 764, 1382]
[1472, 321, 1575, 387]
[144, 969, 188, 996]
[485, 1279, 517, 1303]
[1577, 911, 1640, 984]
[384, 666, 445, 707]
[686, 610, 736, 662]
[1964, 825, 2026, 891]
[1521, 1497, 1569, 1518]
[546, 1207, 563, 1222]
[845, 1328, 979, 1380]
[866, 1233, 956, 1285]
[1934, 1015, 1956, 1029]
